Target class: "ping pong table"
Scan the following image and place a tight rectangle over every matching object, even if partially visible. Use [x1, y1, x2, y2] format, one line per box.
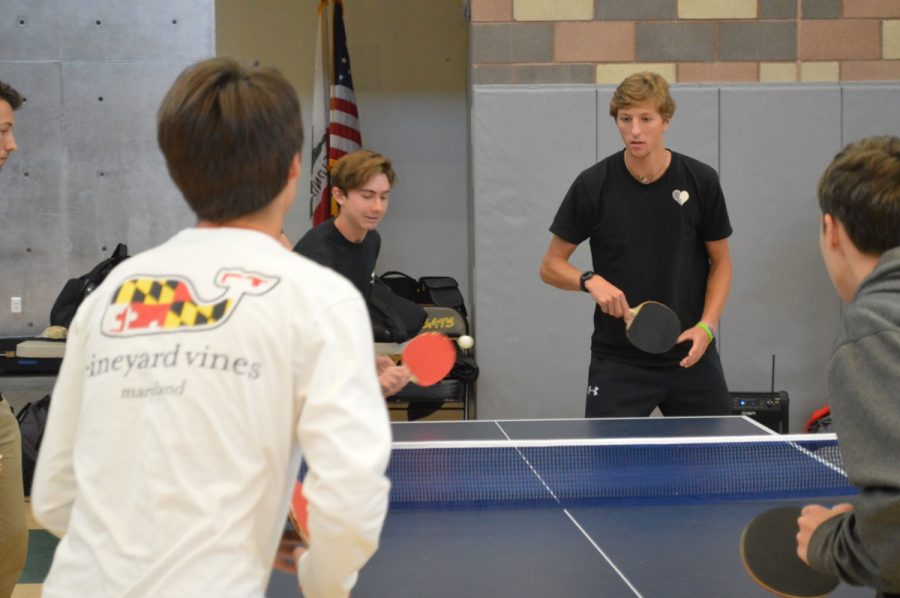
[268, 416, 869, 597]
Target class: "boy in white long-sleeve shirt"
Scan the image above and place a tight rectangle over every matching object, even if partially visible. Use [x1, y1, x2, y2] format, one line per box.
[31, 57, 391, 598]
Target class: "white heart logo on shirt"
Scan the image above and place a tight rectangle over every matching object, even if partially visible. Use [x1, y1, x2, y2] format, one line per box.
[672, 190, 690, 205]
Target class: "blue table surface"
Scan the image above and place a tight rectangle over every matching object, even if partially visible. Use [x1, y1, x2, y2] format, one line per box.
[269, 417, 866, 598]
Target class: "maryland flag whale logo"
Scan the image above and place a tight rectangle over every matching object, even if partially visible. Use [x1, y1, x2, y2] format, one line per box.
[101, 269, 279, 337]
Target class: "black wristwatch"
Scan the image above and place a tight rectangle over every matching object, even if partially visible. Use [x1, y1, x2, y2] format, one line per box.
[579, 271, 596, 292]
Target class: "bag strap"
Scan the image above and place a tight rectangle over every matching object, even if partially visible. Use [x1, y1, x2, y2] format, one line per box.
[380, 270, 417, 282]
[86, 243, 130, 279]
[111, 243, 128, 259]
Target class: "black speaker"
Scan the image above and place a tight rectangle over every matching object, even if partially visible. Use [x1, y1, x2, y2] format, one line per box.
[730, 391, 790, 433]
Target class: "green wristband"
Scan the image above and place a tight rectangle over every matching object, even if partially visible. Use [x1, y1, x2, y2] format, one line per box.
[695, 321, 715, 342]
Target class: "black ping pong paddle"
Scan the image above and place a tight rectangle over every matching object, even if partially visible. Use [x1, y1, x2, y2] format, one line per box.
[740, 507, 839, 598]
[625, 301, 681, 354]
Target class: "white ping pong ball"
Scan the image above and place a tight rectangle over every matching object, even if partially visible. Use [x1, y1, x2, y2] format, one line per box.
[457, 335, 474, 350]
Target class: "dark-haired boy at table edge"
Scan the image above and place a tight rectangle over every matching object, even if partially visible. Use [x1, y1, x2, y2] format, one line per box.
[796, 135, 900, 597]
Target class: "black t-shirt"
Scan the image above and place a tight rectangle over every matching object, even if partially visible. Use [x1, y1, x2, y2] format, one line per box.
[293, 219, 381, 301]
[550, 149, 732, 366]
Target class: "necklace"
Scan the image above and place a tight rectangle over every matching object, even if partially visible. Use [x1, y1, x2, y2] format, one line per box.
[626, 151, 669, 184]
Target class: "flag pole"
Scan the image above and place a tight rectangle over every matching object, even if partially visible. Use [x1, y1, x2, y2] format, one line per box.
[309, 0, 332, 224]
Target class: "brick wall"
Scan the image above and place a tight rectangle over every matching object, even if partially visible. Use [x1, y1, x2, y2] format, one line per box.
[471, 0, 900, 84]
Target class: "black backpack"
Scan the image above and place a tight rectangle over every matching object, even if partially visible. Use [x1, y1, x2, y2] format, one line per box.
[16, 394, 50, 496]
[368, 277, 427, 343]
[380, 271, 468, 318]
[50, 243, 129, 328]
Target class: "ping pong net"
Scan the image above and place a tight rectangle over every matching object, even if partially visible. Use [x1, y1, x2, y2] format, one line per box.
[385, 434, 853, 508]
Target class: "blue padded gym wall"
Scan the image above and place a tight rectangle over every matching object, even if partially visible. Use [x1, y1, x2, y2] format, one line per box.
[0, 0, 214, 336]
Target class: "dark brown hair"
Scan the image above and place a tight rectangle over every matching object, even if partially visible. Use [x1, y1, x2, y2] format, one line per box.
[157, 58, 304, 222]
[818, 136, 900, 254]
[0, 80, 23, 110]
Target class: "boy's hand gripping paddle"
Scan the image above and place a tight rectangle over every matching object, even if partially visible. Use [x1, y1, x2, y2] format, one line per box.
[401, 332, 456, 386]
[625, 301, 681, 354]
[740, 507, 840, 598]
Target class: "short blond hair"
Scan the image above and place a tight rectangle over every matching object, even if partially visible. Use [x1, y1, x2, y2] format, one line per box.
[609, 72, 676, 121]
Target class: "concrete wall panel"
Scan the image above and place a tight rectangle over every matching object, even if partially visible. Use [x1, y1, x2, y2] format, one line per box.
[0, 0, 212, 335]
[0, 0, 62, 61]
[59, 0, 213, 61]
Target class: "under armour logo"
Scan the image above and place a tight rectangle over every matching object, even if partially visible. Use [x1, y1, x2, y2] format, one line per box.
[587, 385, 599, 397]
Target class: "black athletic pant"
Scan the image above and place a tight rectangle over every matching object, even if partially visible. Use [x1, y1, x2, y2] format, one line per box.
[585, 346, 729, 418]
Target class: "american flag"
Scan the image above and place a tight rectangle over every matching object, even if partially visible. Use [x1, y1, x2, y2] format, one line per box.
[310, 0, 362, 225]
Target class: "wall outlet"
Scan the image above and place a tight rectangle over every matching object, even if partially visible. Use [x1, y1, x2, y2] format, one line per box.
[11, 297, 22, 313]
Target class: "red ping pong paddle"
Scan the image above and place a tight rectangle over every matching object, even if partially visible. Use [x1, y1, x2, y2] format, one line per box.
[740, 507, 839, 598]
[625, 301, 681, 354]
[289, 480, 309, 547]
[401, 332, 456, 387]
